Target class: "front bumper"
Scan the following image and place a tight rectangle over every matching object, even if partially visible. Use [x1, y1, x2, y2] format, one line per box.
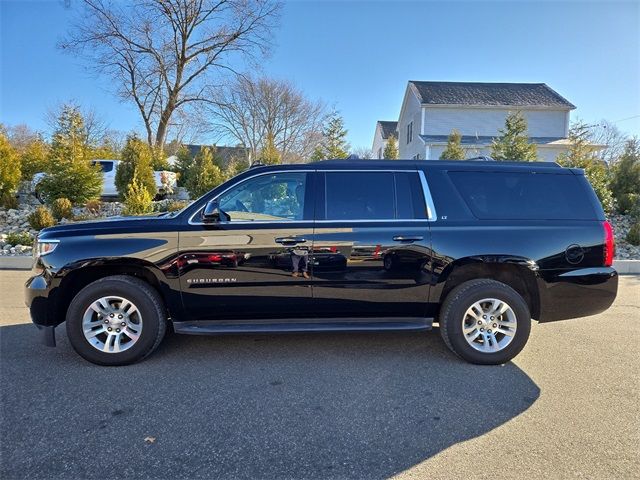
[536, 267, 618, 322]
[25, 273, 58, 346]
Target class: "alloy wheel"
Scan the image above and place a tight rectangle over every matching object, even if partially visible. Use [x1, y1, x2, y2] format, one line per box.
[82, 296, 143, 353]
[461, 298, 517, 353]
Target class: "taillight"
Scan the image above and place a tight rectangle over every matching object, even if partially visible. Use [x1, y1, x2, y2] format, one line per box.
[603, 220, 614, 267]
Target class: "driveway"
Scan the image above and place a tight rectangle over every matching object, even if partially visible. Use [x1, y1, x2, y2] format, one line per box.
[1, 271, 638, 479]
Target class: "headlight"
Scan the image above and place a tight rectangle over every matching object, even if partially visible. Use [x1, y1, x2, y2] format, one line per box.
[35, 240, 59, 257]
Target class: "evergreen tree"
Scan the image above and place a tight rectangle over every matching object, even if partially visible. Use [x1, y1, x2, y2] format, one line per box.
[258, 133, 281, 165]
[383, 135, 399, 160]
[20, 136, 50, 180]
[115, 134, 157, 199]
[48, 104, 89, 165]
[0, 131, 21, 207]
[439, 130, 466, 160]
[224, 157, 249, 180]
[491, 111, 537, 161]
[312, 113, 350, 160]
[324, 113, 350, 159]
[557, 122, 614, 213]
[310, 145, 325, 161]
[186, 147, 226, 198]
[39, 104, 102, 204]
[174, 145, 195, 187]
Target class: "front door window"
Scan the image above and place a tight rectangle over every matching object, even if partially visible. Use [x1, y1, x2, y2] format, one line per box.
[217, 172, 307, 222]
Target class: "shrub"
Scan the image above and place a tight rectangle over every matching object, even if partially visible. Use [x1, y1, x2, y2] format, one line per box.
[583, 162, 615, 214]
[616, 193, 640, 217]
[0, 192, 18, 209]
[6, 231, 34, 247]
[116, 135, 156, 199]
[85, 199, 102, 216]
[166, 200, 189, 212]
[123, 173, 153, 215]
[28, 206, 56, 230]
[51, 198, 73, 220]
[611, 139, 640, 214]
[72, 213, 94, 222]
[626, 222, 640, 246]
[0, 132, 21, 207]
[629, 200, 640, 221]
[38, 161, 102, 205]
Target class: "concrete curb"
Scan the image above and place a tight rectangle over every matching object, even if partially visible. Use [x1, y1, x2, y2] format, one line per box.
[0, 256, 33, 270]
[613, 260, 640, 275]
[1, 256, 639, 273]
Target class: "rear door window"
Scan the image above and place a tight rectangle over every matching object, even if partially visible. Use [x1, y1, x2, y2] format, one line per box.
[395, 172, 427, 219]
[448, 171, 596, 220]
[322, 171, 426, 220]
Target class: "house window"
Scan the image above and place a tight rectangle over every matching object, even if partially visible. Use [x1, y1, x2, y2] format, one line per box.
[406, 122, 413, 144]
[378, 147, 382, 159]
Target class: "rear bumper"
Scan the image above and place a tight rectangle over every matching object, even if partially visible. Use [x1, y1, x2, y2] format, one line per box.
[537, 267, 618, 322]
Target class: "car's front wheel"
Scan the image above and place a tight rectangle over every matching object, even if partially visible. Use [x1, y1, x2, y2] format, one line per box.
[438, 279, 531, 365]
[66, 275, 167, 366]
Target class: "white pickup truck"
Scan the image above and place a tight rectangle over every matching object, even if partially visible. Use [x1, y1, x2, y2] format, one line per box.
[33, 159, 177, 200]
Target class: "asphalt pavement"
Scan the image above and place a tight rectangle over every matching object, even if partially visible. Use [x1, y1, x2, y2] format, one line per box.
[1, 270, 638, 479]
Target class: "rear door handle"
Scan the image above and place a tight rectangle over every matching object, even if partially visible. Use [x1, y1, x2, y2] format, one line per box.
[392, 236, 423, 242]
[275, 237, 307, 245]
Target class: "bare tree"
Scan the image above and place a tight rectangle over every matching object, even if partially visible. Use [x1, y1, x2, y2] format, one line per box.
[202, 75, 326, 163]
[61, 0, 281, 149]
[589, 120, 628, 164]
[5, 124, 41, 153]
[350, 147, 373, 159]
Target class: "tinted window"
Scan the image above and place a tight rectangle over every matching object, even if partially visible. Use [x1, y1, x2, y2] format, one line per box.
[449, 171, 596, 220]
[92, 161, 114, 173]
[325, 172, 394, 220]
[395, 172, 427, 219]
[218, 172, 307, 221]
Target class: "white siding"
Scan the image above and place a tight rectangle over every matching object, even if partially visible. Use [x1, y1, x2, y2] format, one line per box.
[423, 107, 570, 138]
[371, 124, 386, 159]
[426, 143, 570, 162]
[397, 89, 425, 159]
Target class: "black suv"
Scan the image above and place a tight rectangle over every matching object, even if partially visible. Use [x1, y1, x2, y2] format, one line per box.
[25, 160, 618, 365]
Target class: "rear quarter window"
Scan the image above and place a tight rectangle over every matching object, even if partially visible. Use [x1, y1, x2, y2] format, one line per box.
[448, 171, 597, 220]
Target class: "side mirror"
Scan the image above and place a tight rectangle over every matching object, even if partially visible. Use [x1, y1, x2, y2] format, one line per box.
[202, 200, 230, 223]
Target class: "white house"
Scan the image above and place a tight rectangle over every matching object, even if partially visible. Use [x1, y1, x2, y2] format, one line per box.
[371, 121, 398, 159]
[374, 81, 580, 161]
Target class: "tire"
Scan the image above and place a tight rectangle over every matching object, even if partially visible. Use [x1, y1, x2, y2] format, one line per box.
[438, 279, 531, 365]
[65, 275, 167, 366]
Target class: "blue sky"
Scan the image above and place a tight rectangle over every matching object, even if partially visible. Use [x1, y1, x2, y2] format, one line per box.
[1, 0, 639, 150]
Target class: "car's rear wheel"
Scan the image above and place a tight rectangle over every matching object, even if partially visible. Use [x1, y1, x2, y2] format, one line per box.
[438, 279, 531, 365]
[66, 275, 166, 366]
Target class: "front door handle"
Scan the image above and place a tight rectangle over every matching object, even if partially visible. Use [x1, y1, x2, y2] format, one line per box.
[275, 237, 307, 245]
[392, 236, 423, 242]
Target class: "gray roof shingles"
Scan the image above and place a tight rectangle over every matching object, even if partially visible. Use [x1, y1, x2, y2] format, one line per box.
[409, 81, 575, 109]
[377, 121, 398, 139]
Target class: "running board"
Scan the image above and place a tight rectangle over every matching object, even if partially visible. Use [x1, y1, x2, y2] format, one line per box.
[172, 317, 433, 335]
